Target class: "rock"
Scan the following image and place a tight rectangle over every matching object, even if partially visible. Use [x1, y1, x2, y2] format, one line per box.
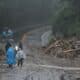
[41, 30, 52, 47]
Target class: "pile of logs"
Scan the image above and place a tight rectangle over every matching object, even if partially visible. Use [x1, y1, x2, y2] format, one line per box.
[44, 39, 80, 58]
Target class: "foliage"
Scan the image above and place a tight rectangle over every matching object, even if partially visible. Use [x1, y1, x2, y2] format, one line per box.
[48, 37, 56, 45]
[52, 0, 80, 37]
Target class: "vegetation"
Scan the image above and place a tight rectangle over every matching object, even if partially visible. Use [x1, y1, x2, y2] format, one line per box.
[52, 0, 80, 37]
[0, 0, 59, 27]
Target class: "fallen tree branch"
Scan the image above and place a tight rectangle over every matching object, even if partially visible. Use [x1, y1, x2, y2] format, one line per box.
[63, 48, 80, 53]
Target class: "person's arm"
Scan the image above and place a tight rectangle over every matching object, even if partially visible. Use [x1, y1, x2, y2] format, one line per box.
[22, 51, 26, 59]
[16, 51, 20, 59]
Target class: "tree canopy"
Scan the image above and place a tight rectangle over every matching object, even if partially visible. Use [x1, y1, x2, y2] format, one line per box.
[52, 0, 80, 37]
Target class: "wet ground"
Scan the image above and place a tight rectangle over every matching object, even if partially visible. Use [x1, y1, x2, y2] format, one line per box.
[0, 26, 80, 80]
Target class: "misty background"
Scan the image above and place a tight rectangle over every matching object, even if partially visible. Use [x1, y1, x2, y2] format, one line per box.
[0, 0, 79, 37]
[0, 0, 59, 29]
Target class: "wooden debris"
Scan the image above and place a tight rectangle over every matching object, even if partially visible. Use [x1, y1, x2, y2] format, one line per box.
[44, 39, 80, 58]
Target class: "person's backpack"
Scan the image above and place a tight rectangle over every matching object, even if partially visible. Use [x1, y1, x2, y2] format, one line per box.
[16, 50, 26, 60]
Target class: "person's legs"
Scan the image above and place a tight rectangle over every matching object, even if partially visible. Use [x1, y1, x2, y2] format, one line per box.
[17, 59, 24, 67]
[8, 64, 13, 68]
[8, 64, 11, 68]
[17, 60, 20, 67]
[10, 64, 13, 68]
[20, 58, 24, 67]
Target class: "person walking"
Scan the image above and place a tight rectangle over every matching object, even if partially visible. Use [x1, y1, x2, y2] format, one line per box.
[5, 41, 11, 52]
[6, 44, 16, 68]
[16, 48, 25, 67]
[7, 29, 14, 39]
[18, 40, 23, 50]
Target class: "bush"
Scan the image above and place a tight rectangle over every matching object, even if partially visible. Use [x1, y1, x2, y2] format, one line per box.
[52, 0, 80, 37]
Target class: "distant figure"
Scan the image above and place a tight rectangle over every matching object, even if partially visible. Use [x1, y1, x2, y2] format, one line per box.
[7, 29, 14, 39]
[16, 48, 25, 67]
[2, 27, 8, 39]
[2, 31, 7, 39]
[6, 45, 16, 68]
[19, 41, 23, 49]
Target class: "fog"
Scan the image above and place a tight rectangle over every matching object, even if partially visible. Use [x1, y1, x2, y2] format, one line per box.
[0, 0, 59, 28]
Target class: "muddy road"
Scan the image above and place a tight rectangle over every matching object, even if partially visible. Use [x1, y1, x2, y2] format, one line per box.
[0, 25, 80, 80]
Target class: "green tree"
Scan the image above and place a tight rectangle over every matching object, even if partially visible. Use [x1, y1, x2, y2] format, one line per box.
[52, 0, 80, 37]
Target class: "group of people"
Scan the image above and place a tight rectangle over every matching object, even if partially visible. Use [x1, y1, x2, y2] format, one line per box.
[5, 41, 26, 69]
[2, 27, 14, 40]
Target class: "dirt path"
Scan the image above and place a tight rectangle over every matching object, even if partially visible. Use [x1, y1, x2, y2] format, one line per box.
[1, 26, 80, 80]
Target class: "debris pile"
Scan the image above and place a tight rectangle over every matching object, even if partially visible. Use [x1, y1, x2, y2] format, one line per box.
[44, 39, 80, 58]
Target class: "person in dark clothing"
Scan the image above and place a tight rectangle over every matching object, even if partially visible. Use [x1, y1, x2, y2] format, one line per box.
[16, 48, 25, 67]
[2, 31, 7, 39]
[19, 41, 23, 50]
[5, 41, 11, 52]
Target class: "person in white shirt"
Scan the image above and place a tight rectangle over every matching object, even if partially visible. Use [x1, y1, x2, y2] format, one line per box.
[16, 48, 26, 67]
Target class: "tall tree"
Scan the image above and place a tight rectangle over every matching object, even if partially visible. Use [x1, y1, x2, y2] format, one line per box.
[52, 0, 80, 37]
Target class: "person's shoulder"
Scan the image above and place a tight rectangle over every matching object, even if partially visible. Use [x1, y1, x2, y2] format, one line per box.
[9, 47, 14, 51]
[17, 50, 22, 53]
[8, 47, 11, 50]
[7, 47, 11, 52]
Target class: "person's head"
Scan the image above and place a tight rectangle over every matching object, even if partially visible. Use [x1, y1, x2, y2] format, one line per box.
[19, 48, 22, 50]
[9, 44, 12, 48]
[19, 40, 22, 43]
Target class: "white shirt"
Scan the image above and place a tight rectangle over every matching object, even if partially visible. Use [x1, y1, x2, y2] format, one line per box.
[16, 50, 26, 60]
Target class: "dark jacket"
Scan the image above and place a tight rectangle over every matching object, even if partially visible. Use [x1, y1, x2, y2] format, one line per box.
[5, 42, 11, 52]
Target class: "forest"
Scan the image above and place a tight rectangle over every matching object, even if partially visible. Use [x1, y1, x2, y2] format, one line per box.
[0, 0, 58, 28]
[52, 0, 80, 37]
